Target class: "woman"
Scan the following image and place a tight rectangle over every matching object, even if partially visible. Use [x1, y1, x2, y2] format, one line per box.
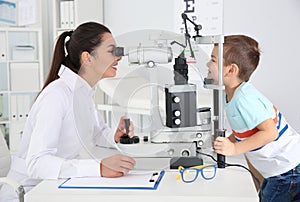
[0, 22, 136, 201]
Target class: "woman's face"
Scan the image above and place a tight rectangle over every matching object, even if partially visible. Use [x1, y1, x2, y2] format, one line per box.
[90, 32, 121, 80]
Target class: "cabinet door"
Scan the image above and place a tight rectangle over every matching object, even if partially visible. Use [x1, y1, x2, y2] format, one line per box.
[9, 122, 25, 153]
[0, 31, 7, 61]
[8, 31, 39, 61]
[0, 93, 8, 121]
[9, 63, 40, 91]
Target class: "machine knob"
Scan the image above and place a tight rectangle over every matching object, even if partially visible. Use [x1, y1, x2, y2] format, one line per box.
[168, 149, 175, 156]
[147, 61, 155, 68]
[181, 150, 190, 157]
[174, 118, 181, 125]
[173, 110, 181, 117]
[143, 136, 149, 142]
[196, 133, 202, 138]
[173, 96, 180, 103]
[197, 140, 204, 147]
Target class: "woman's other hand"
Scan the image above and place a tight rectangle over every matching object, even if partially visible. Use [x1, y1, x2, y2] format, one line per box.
[100, 154, 136, 177]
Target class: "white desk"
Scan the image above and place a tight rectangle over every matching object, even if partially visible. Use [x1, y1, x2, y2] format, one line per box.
[25, 154, 259, 202]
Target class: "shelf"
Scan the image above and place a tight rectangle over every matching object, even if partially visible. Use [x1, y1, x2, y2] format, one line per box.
[97, 104, 151, 116]
[7, 60, 40, 63]
[56, 27, 74, 32]
[0, 27, 42, 32]
[49, 0, 103, 50]
[0, 26, 43, 152]
[0, 90, 40, 95]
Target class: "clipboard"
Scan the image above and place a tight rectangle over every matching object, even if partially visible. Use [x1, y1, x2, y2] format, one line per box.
[58, 170, 165, 190]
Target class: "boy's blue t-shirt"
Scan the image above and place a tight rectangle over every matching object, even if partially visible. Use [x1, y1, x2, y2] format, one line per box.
[223, 81, 300, 178]
[224, 82, 275, 133]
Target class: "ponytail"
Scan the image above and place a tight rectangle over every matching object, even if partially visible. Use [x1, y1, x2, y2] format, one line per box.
[40, 31, 73, 93]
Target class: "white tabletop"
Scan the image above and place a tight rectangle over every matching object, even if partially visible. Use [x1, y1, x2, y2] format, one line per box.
[25, 153, 259, 202]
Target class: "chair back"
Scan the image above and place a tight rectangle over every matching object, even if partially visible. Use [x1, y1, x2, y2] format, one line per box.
[0, 128, 11, 177]
[0, 128, 24, 202]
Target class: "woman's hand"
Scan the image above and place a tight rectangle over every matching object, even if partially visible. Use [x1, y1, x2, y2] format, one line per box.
[100, 154, 136, 177]
[114, 116, 134, 143]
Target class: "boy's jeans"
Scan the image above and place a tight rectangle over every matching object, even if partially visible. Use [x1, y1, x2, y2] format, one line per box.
[259, 164, 300, 202]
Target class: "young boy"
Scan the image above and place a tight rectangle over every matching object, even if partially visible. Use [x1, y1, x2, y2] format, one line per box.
[207, 35, 300, 202]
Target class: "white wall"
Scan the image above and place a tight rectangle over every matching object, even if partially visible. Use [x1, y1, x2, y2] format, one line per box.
[103, 0, 300, 132]
[223, 0, 300, 132]
[103, 0, 175, 36]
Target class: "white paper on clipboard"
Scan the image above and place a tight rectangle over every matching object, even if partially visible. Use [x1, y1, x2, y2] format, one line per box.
[58, 170, 165, 190]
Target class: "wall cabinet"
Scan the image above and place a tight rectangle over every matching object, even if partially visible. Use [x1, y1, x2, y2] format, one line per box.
[0, 0, 104, 153]
[49, 0, 103, 48]
[0, 27, 44, 153]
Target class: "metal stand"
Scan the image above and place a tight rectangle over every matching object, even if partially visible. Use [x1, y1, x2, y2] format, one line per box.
[196, 35, 226, 168]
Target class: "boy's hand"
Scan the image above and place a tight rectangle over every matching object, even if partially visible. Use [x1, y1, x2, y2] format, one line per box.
[213, 136, 237, 156]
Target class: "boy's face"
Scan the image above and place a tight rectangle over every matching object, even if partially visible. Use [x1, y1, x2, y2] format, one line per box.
[206, 46, 219, 84]
[207, 46, 243, 87]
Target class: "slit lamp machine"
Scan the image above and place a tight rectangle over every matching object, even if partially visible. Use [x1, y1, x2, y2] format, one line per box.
[113, 13, 226, 169]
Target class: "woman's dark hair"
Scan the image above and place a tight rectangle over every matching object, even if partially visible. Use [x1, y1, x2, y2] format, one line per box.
[40, 22, 111, 92]
[217, 35, 261, 82]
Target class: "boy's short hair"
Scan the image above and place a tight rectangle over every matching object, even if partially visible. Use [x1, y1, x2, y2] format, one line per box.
[221, 35, 261, 81]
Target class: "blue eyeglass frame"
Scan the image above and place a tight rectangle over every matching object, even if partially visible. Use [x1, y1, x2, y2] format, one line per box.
[179, 164, 217, 183]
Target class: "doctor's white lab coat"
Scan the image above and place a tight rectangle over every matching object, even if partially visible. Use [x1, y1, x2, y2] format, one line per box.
[0, 65, 115, 202]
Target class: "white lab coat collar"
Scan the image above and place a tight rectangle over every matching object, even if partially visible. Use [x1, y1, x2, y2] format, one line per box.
[58, 65, 96, 97]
